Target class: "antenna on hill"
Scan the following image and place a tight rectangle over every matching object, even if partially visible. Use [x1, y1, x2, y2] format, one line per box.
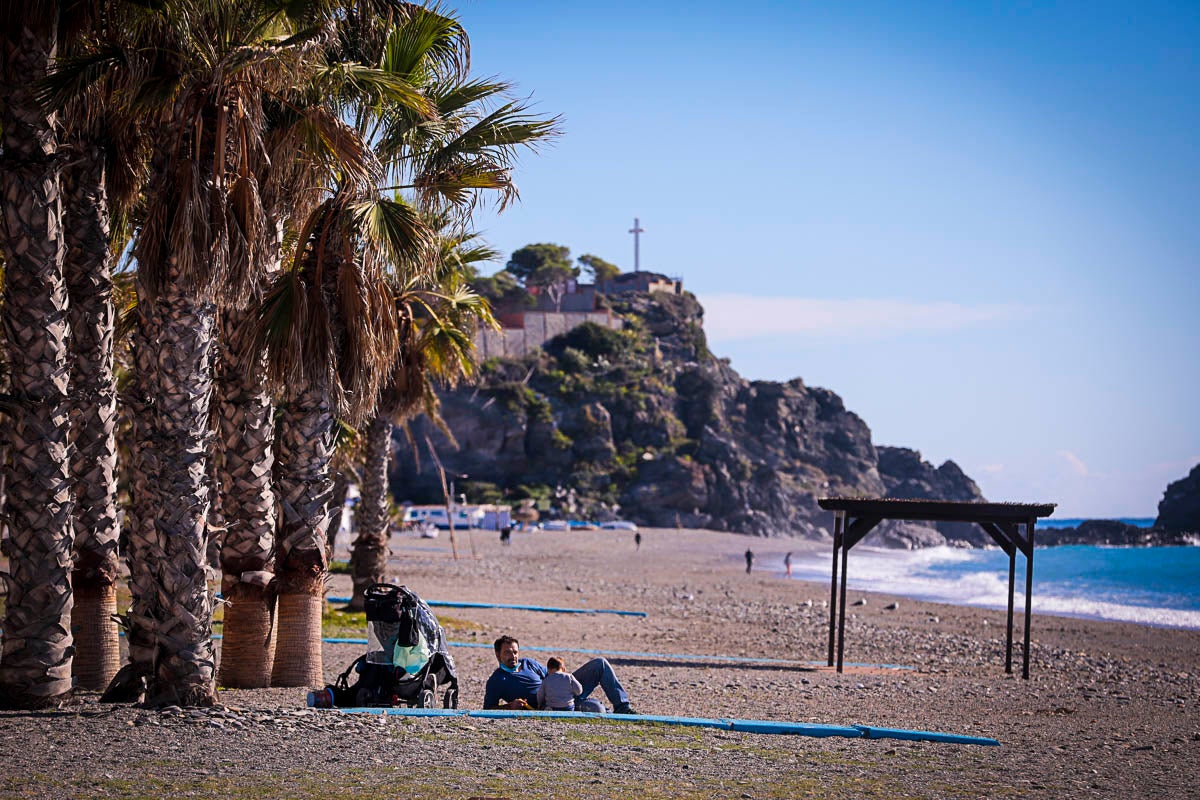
[628, 217, 644, 273]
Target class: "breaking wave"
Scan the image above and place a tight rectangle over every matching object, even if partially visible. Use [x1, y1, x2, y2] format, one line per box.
[786, 544, 1200, 630]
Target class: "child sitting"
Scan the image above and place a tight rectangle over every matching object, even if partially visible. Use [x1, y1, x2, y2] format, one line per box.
[536, 656, 584, 711]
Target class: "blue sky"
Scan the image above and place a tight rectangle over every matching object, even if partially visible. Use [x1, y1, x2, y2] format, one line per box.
[456, 1, 1199, 518]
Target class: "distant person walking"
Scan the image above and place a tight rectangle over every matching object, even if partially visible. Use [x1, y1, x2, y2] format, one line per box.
[745, 548, 754, 574]
[634, 531, 642, 550]
[784, 551, 793, 578]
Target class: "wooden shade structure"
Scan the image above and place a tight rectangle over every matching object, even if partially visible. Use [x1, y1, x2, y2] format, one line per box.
[817, 498, 1056, 679]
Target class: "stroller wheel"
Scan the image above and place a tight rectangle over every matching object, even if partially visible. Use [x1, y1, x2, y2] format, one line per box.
[418, 689, 435, 709]
[443, 688, 458, 709]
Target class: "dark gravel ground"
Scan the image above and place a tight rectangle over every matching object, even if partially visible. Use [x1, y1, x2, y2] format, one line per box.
[2, 527, 1197, 799]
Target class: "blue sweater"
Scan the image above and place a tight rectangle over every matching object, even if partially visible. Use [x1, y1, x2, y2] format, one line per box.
[483, 657, 547, 709]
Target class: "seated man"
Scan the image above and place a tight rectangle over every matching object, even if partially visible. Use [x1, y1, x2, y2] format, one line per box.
[482, 635, 637, 714]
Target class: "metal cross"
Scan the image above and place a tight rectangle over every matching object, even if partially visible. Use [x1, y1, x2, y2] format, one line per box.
[628, 217, 644, 273]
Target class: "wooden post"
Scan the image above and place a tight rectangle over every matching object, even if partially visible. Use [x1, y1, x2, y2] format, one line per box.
[837, 525, 850, 673]
[1006, 545, 1015, 674]
[1023, 519, 1035, 679]
[827, 512, 842, 667]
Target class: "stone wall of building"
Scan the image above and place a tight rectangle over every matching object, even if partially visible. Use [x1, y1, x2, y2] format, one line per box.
[475, 310, 622, 359]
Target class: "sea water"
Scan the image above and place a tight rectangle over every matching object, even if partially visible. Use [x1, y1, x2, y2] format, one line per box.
[1036, 517, 1156, 529]
[786, 542, 1200, 630]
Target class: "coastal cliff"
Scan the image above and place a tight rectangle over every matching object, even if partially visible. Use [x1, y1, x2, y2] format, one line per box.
[391, 290, 986, 541]
[390, 289, 1200, 547]
[1155, 463, 1200, 535]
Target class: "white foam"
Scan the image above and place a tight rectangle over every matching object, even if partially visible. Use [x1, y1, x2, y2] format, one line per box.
[787, 546, 1200, 630]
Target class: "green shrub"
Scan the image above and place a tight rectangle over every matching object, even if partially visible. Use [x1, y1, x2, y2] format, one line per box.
[557, 346, 591, 374]
[544, 322, 630, 359]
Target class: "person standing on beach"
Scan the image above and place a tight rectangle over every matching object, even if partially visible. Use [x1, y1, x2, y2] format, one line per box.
[745, 548, 754, 574]
[784, 551, 792, 578]
[483, 635, 637, 714]
[634, 531, 642, 550]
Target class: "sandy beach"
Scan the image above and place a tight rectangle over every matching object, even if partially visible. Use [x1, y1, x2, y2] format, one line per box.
[2, 526, 1197, 799]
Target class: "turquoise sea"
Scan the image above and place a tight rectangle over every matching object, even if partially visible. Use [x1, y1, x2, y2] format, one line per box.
[786, 525, 1200, 629]
[1036, 517, 1156, 529]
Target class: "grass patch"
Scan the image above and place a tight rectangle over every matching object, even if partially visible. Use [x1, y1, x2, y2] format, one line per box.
[435, 614, 487, 635]
[321, 605, 367, 638]
[318, 602, 485, 639]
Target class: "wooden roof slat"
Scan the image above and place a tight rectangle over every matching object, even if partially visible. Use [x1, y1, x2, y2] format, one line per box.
[817, 497, 1055, 523]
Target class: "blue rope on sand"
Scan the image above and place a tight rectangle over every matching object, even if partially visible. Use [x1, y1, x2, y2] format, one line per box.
[324, 596, 648, 618]
[333, 707, 1000, 746]
[318, 637, 911, 670]
[165, 633, 911, 670]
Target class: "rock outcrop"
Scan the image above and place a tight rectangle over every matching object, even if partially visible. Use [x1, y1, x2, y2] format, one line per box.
[1038, 519, 1195, 547]
[1035, 462, 1200, 547]
[391, 290, 984, 540]
[875, 447, 989, 547]
[1155, 463, 1200, 535]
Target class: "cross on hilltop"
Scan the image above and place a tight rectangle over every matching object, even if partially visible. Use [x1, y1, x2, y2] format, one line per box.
[628, 217, 644, 273]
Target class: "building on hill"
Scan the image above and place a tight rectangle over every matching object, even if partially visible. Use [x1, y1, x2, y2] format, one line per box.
[598, 271, 682, 296]
[526, 280, 598, 312]
[474, 273, 684, 359]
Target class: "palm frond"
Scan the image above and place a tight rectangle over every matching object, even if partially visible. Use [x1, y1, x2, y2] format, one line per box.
[379, 4, 467, 84]
[350, 196, 432, 278]
[412, 165, 514, 210]
[311, 62, 434, 119]
[411, 98, 560, 210]
[374, 77, 508, 175]
[38, 45, 127, 112]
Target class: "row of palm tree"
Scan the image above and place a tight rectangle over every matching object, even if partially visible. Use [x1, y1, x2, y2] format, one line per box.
[0, 0, 557, 708]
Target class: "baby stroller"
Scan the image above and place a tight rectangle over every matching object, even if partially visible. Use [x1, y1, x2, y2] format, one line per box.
[315, 584, 459, 709]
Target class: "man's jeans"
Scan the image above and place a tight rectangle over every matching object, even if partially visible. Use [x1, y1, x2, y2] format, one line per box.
[572, 657, 629, 712]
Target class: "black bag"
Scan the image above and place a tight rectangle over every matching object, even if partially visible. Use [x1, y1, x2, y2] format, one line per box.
[364, 584, 421, 648]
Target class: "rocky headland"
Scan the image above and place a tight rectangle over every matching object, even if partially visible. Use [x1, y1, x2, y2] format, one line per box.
[392, 289, 986, 544]
[391, 287, 1200, 549]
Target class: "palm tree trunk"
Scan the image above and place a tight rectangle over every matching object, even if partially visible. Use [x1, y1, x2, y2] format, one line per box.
[347, 416, 394, 611]
[125, 276, 219, 707]
[214, 299, 279, 688]
[0, 4, 76, 710]
[271, 386, 334, 688]
[63, 139, 122, 692]
[206, 450, 224, 571]
[326, 468, 350, 562]
[120, 290, 161, 695]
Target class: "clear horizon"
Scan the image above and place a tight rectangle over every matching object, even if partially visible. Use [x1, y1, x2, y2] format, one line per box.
[457, 0, 1199, 518]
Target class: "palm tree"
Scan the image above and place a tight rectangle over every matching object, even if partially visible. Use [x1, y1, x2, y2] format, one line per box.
[0, 0, 76, 710]
[58, 1, 149, 691]
[52, 0, 428, 706]
[347, 229, 498, 609]
[261, 190, 426, 687]
[258, 2, 466, 687]
[338, 7, 560, 607]
[213, 292, 281, 689]
[211, 61, 395, 686]
[62, 133, 124, 692]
